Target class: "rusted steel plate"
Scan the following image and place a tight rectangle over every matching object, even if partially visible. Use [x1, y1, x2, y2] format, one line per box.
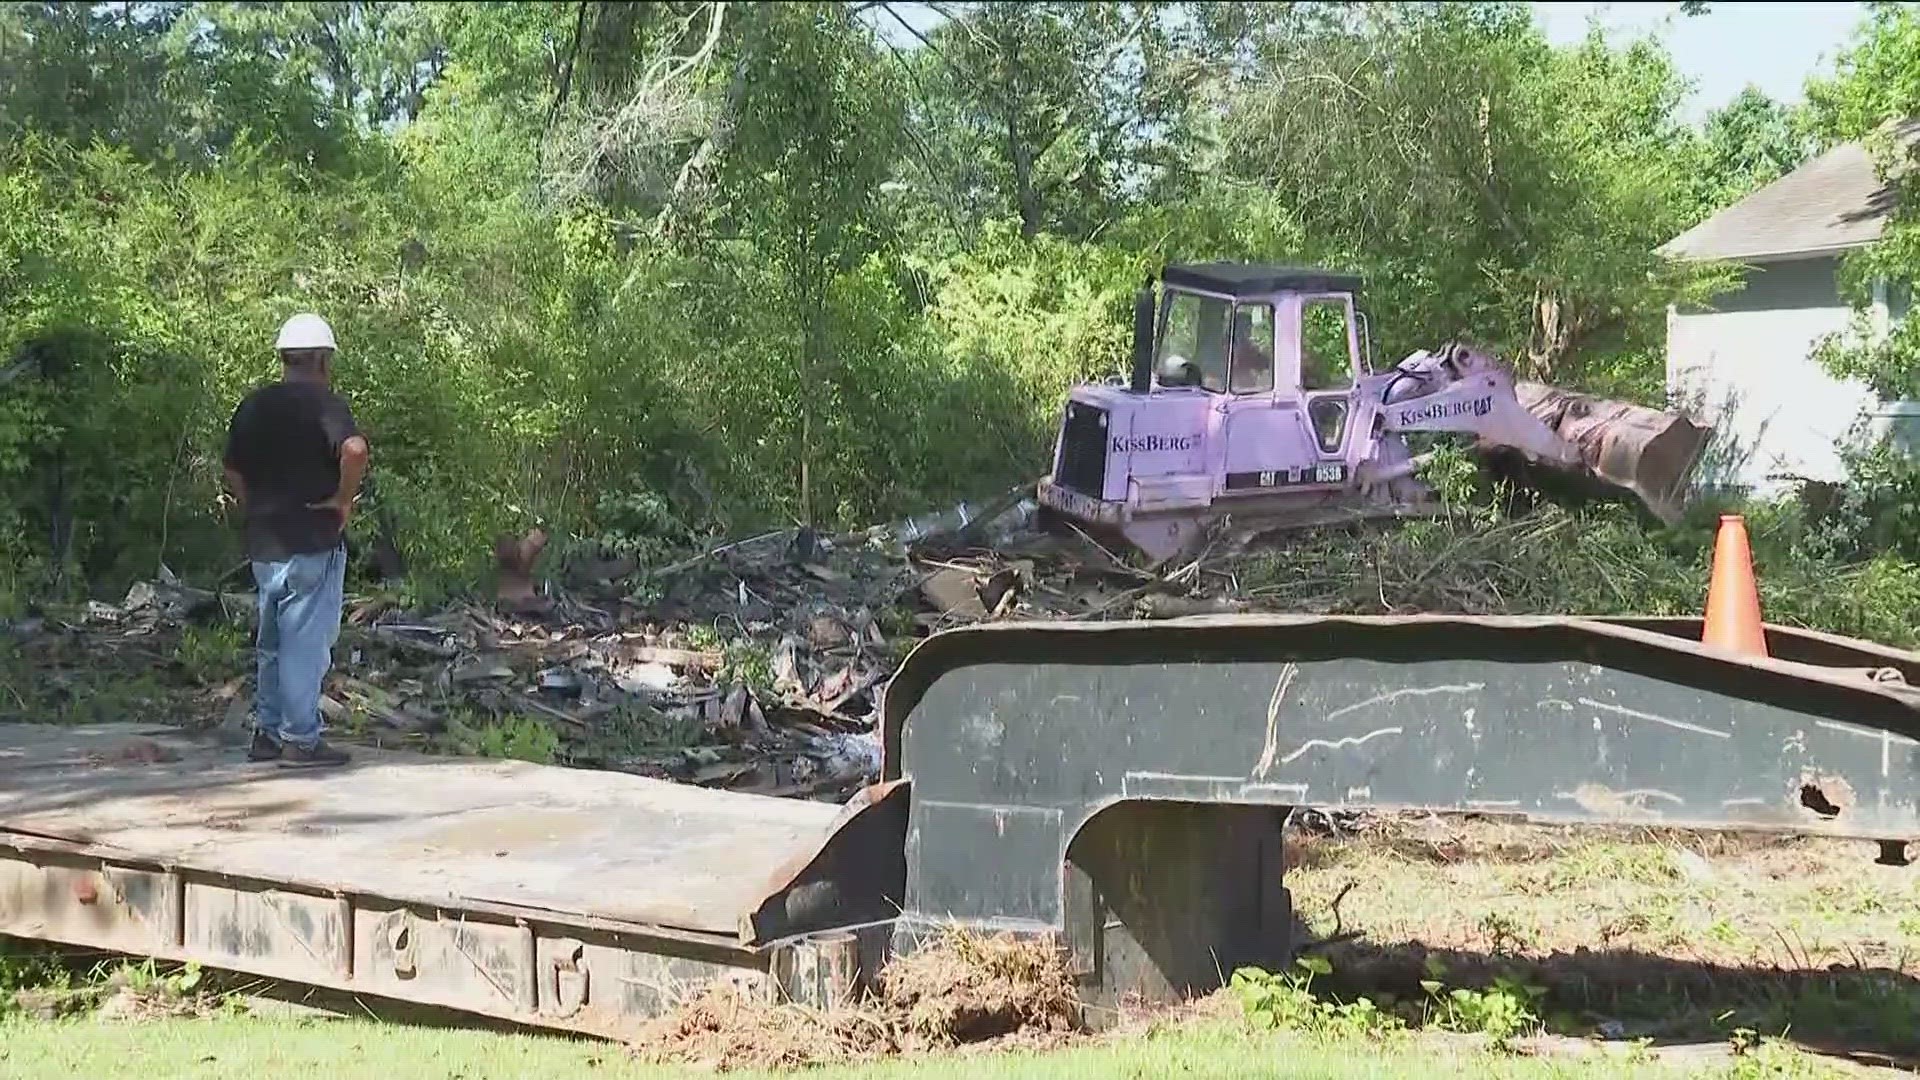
[0, 723, 849, 939]
[0, 841, 791, 1036]
[0, 854, 181, 955]
[353, 901, 537, 1015]
[884, 614, 1920, 769]
[742, 778, 908, 946]
[185, 882, 350, 986]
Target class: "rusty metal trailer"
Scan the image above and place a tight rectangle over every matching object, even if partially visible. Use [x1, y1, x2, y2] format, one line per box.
[4, 614, 1919, 1036]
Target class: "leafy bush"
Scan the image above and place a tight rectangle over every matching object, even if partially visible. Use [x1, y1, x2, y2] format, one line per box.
[1230, 956, 1406, 1042]
[1793, 437, 1920, 565]
[1419, 957, 1544, 1051]
[1231, 953, 1547, 1051]
[444, 712, 562, 764]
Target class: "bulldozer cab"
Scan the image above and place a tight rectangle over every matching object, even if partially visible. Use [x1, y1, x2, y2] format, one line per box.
[1149, 263, 1369, 461]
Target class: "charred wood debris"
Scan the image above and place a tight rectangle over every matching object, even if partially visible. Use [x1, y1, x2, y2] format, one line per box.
[3, 487, 1285, 804]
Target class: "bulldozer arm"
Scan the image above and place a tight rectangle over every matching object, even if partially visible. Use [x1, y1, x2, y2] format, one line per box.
[1377, 348, 1584, 469]
[1380, 345, 1710, 525]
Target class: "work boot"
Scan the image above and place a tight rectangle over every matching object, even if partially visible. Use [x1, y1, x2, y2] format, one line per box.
[279, 739, 351, 769]
[246, 728, 282, 762]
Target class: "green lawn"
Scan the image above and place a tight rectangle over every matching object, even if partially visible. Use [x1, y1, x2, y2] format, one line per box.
[0, 1011, 1869, 1080]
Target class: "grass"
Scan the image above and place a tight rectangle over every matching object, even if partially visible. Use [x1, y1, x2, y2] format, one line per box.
[1215, 472, 1920, 651]
[1280, 815, 1920, 1060]
[1287, 817, 1920, 977]
[0, 1011, 1868, 1079]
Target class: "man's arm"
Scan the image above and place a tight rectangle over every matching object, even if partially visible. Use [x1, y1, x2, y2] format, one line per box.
[221, 399, 249, 512]
[222, 465, 248, 511]
[312, 434, 369, 525]
[308, 394, 369, 527]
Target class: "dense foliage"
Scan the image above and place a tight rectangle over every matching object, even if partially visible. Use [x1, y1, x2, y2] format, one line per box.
[0, 1, 1915, 629]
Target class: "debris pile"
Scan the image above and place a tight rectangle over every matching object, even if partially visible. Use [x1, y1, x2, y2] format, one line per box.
[632, 980, 883, 1071]
[879, 924, 1083, 1046]
[323, 579, 895, 800]
[633, 926, 1083, 1071]
[4, 487, 1181, 801]
[3, 483, 1675, 803]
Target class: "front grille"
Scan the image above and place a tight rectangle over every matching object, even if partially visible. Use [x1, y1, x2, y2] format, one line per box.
[1056, 401, 1110, 497]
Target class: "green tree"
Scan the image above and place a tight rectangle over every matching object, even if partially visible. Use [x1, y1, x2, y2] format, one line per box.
[1803, 2, 1920, 146]
[1178, 2, 1718, 396]
[1695, 86, 1813, 215]
[0, 3, 188, 157]
[1802, 3, 1920, 404]
[7, 0, 1901, 600]
[187, 2, 448, 128]
[0, 2, 386, 170]
[900, 2, 1166, 241]
[705, 2, 907, 526]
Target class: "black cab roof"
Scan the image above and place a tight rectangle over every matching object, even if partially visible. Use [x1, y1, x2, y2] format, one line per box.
[1161, 262, 1363, 297]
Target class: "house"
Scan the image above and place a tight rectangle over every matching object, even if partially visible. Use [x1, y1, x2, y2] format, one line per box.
[1661, 121, 1917, 495]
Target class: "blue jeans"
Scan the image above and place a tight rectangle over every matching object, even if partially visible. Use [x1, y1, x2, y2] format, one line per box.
[251, 543, 346, 749]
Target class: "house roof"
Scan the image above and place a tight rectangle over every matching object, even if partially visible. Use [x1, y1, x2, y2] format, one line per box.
[1661, 120, 1920, 263]
[1161, 263, 1363, 297]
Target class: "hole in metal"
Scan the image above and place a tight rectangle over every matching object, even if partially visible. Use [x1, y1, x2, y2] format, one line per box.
[1799, 784, 1842, 818]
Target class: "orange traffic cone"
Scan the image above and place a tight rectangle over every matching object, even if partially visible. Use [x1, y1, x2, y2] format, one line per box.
[1702, 514, 1767, 657]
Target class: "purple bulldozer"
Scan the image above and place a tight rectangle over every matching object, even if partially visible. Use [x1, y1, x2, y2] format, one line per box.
[1036, 263, 1712, 564]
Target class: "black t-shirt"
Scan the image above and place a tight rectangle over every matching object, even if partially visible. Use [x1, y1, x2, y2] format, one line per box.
[223, 380, 361, 562]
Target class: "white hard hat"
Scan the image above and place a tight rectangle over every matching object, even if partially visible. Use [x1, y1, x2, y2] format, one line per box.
[275, 313, 336, 352]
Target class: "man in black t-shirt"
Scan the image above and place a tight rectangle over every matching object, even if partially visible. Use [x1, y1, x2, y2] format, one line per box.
[222, 313, 369, 768]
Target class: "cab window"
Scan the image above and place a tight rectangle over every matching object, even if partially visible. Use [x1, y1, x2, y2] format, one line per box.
[1156, 292, 1230, 392]
[1300, 299, 1354, 392]
[1228, 303, 1275, 395]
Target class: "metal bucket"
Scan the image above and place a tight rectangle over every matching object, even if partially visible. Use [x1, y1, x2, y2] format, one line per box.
[1516, 383, 1713, 525]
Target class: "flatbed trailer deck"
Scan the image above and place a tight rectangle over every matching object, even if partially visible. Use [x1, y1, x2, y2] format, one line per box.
[0, 723, 902, 1035]
[4, 614, 1919, 1036]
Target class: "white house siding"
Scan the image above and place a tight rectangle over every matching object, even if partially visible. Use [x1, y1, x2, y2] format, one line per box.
[1665, 256, 1878, 495]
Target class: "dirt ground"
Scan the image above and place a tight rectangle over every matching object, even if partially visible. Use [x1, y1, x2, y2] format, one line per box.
[1283, 812, 1920, 1065]
[559, 812, 1920, 1073]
